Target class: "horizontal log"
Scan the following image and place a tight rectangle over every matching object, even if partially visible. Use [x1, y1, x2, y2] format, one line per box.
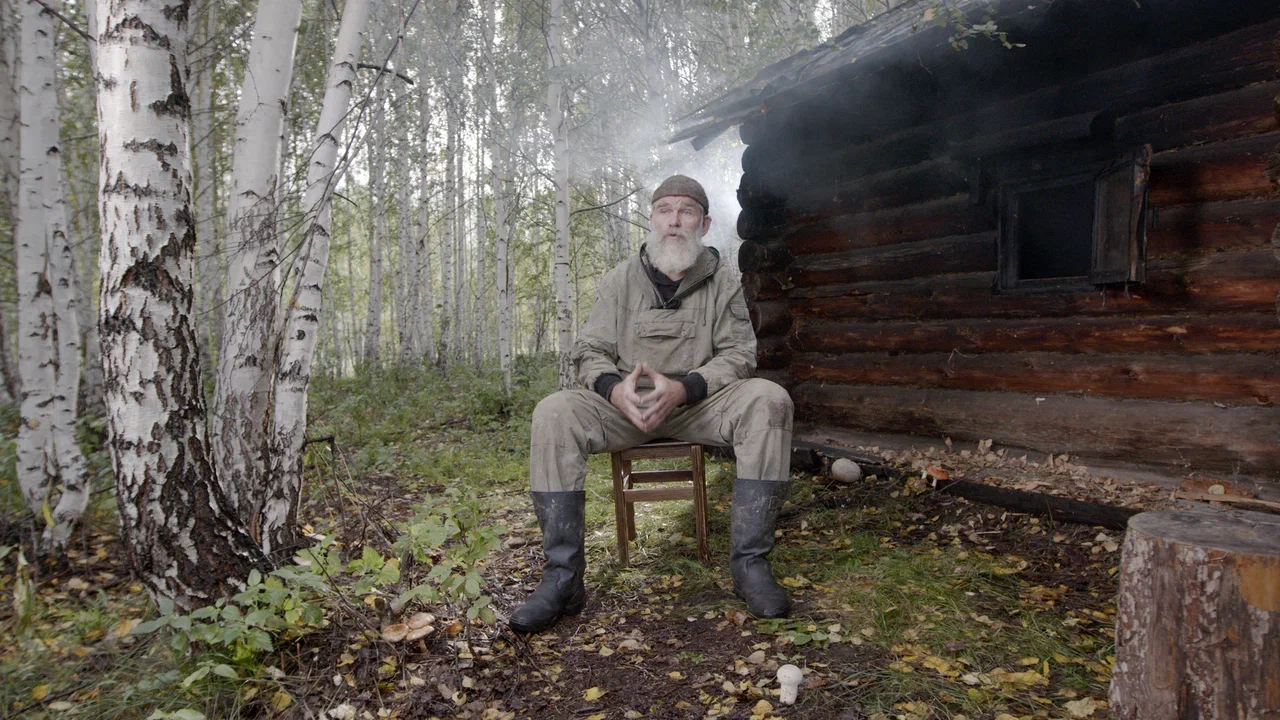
[938, 478, 1139, 532]
[790, 351, 1280, 405]
[788, 232, 996, 287]
[737, 239, 792, 273]
[782, 194, 996, 256]
[781, 158, 970, 222]
[739, 19, 1280, 195]
[741, 272, 788, 302]
[793, 313, 1280, 355]
[1114, 80, 1280, 152]
[1149, 131, 1279, 205]
[951, 110, 1105, 159]
[1147, 197, 1280, 256]
[749, 300, 792, 337]
[757, 335, 791, 371]
[790, 382, 1280, 474]
[788, 248, 1280, 320]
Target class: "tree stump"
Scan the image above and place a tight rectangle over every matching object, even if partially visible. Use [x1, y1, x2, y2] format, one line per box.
[1110, 509, 1280, 720]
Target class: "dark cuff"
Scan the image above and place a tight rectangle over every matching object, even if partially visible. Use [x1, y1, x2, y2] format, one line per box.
[594, 373, 623, 402]
[679, 373, 708, 405]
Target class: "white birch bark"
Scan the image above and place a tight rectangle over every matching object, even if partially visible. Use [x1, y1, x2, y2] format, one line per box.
[546, 0, 573, 389]
[438, 70, 455, 369]
[268, 0, 371, 556]
[494, 109, 517, 390]
[191, 0, 220, 375]
[0, 0, 16, 216]
[96, 0, 264, 606]
[214, 0, 304, 534]
[363, 86, 385, 365]
[0, 0, 17, 401]
[17, 0, 88, 550]
[415, 79, 435, 365]
[395, 111, 414, 365]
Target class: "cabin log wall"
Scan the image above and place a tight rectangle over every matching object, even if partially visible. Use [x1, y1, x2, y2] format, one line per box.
[739, 16, 1280, 476]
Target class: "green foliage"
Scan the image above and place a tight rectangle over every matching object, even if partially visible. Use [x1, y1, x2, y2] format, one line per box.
[393, 490, 504, 622]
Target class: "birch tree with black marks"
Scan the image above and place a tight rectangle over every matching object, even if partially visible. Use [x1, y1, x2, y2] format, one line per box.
[96, 0, 265, 606]
[16, 0, 89, 550]
[213, 0, 305, 547]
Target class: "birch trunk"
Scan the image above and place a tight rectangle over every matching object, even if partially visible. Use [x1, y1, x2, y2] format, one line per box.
[0, 0, 16, 216]
[17, 0, 89, 550]
[0, 0, 17, 401]
[452, 138, 463, 364]
[546, 0, 573, 389]
[214, 0, 305, 539]
[191, 0, 220, 375]
[438, 72, 455, 370]
[416, 79, 435, 365]
[269, 0, 371, 556]
[396, 114, 414, 365]
[363, 87, 385, 365]
[96, 0, 265, 607]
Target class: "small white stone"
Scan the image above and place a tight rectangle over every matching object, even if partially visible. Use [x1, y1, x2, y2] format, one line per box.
[830, 458, 863, 483]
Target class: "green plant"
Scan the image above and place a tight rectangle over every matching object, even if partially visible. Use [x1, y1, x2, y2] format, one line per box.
[394, 489, 505, 622]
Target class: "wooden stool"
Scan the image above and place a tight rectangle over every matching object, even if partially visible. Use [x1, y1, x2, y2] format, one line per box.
[610, 440, 710, 566]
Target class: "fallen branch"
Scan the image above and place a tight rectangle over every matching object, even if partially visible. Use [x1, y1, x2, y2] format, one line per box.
[933, 478, 1139, 531]
[1174, 490, 1280, 515]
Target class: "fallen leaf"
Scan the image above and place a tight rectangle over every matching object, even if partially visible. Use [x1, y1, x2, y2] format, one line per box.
[270, 691, 293, 712]
[583, 687, 606, 702]
[1065, 698, 1101, 717]
[32, 685, 49, 701]
[48, 701, 74, 712]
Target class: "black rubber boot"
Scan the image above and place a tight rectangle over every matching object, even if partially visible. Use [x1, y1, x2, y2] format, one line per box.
[730, 478, 791, 619]
[510, 491, 587, 634]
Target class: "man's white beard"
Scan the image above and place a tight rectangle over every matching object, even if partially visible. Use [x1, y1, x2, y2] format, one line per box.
[647, 228, 703, 277]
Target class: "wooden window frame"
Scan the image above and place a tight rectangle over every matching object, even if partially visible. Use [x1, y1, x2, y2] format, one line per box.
[995, 146, 1151, 293]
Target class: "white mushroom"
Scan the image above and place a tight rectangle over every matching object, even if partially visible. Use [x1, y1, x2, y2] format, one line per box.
[776, 664, 803, 705]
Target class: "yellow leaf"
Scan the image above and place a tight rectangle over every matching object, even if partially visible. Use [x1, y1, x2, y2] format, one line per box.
[270, 691, 293, 712]
[751, 699, 774, 716]
[1064, 698, 1102, 717]
[585, 715, 606, 720]
[668, 671, 684, 680]
[48, 701, 74, 711]
[32, 685, 50, 700]
[1017, 657, 1040, 666]
[337, 652, 355, 666]
[583, 687, 606, 702]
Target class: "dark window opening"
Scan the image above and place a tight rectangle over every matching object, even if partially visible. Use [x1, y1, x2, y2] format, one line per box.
[1015, 181, 1094, 280]
[996, 146, 1151, 291]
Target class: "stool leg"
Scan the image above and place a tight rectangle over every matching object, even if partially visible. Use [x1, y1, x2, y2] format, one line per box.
[692, 445, 710, 565]
[611, 453, 629, 566]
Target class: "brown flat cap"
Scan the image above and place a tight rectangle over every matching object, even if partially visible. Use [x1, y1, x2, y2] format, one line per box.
[652, 174, 709, 214]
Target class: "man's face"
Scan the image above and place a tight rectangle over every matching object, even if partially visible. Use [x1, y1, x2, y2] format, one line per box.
[650, 196, 711, 243]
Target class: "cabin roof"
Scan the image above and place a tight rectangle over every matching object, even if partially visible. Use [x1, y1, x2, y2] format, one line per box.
[671, 0, 1033, 147]
[672, 0, 1276, 149]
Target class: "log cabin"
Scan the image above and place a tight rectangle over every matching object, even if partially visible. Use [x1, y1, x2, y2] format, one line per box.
[674, 0, 1280, 480]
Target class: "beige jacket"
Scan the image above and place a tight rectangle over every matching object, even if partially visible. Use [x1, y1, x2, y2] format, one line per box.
[572, 245, 757, 399]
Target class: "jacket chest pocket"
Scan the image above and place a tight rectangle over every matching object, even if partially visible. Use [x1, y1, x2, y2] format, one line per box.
[632, 310, 698, 374]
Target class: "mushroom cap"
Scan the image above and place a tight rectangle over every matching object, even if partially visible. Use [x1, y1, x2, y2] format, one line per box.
[407, 612, 436, 630]
[776, 664, 803, 684]
[381, 623, 409, 642]
[405, 624, 434, 641]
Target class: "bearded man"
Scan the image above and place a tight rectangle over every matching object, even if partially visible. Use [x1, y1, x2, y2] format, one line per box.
[510, 174, 795, 634]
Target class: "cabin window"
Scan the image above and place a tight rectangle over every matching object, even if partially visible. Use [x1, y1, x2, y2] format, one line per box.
[997, 146, 1151, 291]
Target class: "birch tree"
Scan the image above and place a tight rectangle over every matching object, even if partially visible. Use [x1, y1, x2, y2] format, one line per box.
[191, 1, 222, 366]
[269, 0, 373, 556]
[546, 0, 573, 389]
[415, 75, 436, 366]
[0, 0, 18, 401]
[213, 0, 305, 541]
[96, 0, 266, 606]
[362, 85, 385, 365]
[16, 0, 89, 550]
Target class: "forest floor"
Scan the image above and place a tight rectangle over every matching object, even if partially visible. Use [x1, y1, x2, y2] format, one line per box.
[1, 362, 1141, 720]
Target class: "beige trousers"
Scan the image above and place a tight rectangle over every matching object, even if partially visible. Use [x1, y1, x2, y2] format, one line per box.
[529, 378, 793, 492]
